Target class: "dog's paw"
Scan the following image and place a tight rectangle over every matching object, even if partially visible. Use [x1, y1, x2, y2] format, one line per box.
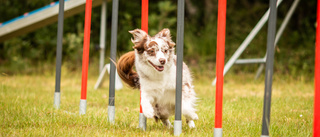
[167, 122, 173, 129]
[191, 114, 199, 120]
[187, 120, 196, 128]
[143, 108, 154, 118]
[161, 119, 173, 128]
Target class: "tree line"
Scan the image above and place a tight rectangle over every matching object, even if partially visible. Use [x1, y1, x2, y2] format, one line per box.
[0, 0, 317, 76]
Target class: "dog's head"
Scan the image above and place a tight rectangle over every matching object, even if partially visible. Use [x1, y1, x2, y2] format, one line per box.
[129, 28, 176, 72]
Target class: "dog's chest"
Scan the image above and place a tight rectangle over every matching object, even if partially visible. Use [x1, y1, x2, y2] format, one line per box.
[140, 73, 176, 90]
[140, 64, 176, 87]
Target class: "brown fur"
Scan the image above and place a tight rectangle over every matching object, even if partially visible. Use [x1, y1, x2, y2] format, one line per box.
[155, 28, 175, 48]
[129, 29, 149, 54]
[116, 51, 140, 88]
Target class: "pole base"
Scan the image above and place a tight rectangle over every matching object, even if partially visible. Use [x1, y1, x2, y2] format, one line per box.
[139, 113, 147, 131]
[108, 106, 115, 124]
[174, 120, 182, 136]
[214, 128, 223, 137]
[79, 99, 87, 115]
[261, 135, 269, 137]
[54, 92, 60, 109]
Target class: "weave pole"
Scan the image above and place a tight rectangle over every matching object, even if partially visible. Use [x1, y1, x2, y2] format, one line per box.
[79, 0, 93, 115]
[313, 0, 320, 136]
[214, 0, 227, 136]
[261, 0, 277, 136]
[108, 0, 119, 123]
[54, 0, 65, 109]
[139, 0, 148, 131]
[174, 0, 185, 136]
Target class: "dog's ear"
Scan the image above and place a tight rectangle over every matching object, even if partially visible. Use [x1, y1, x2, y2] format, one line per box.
[129, 29, 149, 54]
[156, 28, 176, 48]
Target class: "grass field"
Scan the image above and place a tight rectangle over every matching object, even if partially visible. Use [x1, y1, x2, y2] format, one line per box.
[0, 67, 314, 136]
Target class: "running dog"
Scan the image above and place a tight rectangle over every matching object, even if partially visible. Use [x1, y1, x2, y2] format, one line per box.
[116, 28, 198, 128]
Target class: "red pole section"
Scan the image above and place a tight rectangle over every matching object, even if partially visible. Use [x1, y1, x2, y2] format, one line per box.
[140, 0, 148, 113]
[80, 0, 93, 100]
[314, 0, 320, 136]
[140, 91, 143, 113]
[215, 0, 227, 129]
[141, 0, 148, 33]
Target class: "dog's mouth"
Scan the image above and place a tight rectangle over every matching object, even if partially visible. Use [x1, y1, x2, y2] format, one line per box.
[148, 61, 164, 72]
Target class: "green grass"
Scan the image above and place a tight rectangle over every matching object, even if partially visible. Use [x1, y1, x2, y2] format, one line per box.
[0, 68, 314, 136]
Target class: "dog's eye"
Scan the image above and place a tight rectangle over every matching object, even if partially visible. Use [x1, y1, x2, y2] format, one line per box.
[164, 49, 168, 53]
[148, 49, 155, 55]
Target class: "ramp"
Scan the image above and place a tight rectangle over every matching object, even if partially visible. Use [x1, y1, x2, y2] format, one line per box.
[0, 0, 103, 43]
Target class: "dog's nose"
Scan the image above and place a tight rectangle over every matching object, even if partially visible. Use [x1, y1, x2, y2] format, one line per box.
[159, 58, 166, 65]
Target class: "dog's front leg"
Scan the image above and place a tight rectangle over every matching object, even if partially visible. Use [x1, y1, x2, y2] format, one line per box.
[140, 90, 155, 118]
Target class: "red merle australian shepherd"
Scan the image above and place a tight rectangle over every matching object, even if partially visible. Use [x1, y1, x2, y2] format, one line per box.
[117, 28, 198, 128]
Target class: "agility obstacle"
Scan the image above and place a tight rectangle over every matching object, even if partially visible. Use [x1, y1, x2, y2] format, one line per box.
[209, 0, 309, 85]
[79, 0, 93, 115]
[214, 0, 226, 136]
[211, 0, 282, 86]
[261, 0, 277, 136]
[53, 0, 111, 113]
[107, 0, 119, 122]
[52, 0, 320, 136]
[314, 0, 320, 136]
[174, 0, 185, 135]
[137, 0, 185, 134]
[77, 0, 119, 118]
[54, 0, 65, 109]
[139, 0, 148, 131]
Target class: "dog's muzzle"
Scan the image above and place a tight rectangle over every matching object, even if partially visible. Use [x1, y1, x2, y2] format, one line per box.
[148, 61, 164, 72]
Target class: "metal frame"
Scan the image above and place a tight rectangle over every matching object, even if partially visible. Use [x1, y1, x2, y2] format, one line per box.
[99, 0, 107, 73]
[255, 0, 300, 79]
[95, 1, 124, 91]
[212, 0, 283, 85]
[212, 0, 300, 84]
[94, 63, 123, 90]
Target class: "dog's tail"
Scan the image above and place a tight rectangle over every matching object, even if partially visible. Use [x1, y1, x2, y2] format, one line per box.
[116, 51, 140, 89]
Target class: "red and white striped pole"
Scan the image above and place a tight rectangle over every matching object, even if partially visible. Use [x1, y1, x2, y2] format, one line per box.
[139, 0, 148, 131]
[313, 0, 320, 136]
[79, 0, 93, 115]
[214, 0, 227, 136]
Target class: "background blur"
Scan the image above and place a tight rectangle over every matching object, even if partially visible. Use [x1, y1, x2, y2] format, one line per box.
[0, 0, 317, 79]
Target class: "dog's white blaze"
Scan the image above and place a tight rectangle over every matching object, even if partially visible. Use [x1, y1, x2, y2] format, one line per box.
[156, 51, 165, 61]
[153, 38, 167, 64]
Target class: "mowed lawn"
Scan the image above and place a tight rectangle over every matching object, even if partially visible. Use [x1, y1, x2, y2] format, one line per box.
[0, 69, 314, 136]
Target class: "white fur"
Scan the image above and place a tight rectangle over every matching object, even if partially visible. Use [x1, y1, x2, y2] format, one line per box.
[134, 35, 198, 128]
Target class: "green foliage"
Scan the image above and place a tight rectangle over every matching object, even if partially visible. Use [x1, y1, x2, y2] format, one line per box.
[63, 22, 84, 69]
[149, 1, 177, 35]
[0, 0, 317, 76]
